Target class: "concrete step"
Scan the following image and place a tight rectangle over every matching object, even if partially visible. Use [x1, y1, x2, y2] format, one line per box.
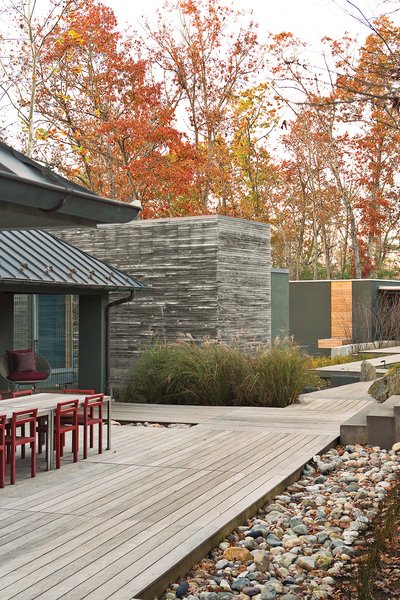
[366, 395, 400, 449]
[340, 402, 378, 445]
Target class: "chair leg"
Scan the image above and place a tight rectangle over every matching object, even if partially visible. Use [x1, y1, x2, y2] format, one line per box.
[90, 424, 94, 449]
[31, 440, 36, 478]
[0, 448, 5, 488]
[10, 445, 16, 485]
[73, 429, 78, 463]
[83, 425, 88, 460]
[98, 422, 102, 455]
[21, 425, 25, 459]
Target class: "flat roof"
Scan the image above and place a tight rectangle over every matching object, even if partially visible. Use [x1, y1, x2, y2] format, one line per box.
[290, 279, 400, 283]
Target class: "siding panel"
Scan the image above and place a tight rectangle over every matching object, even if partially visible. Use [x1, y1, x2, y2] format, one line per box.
[55, 216, 271, 389]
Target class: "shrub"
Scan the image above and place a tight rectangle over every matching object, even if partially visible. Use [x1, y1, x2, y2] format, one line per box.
[310, 353, 377, 368]
[121, 340, 250, 405]
[121, 337, 319, 407]
[244, 342, 321, 407]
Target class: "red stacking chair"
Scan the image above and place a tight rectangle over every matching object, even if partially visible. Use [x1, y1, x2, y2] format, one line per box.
[63, 389, 95, 395]
[81, 394, 104, 459]
[10, 389, 49, 456]
[0, 415, 6, 488]
[61, 391, 103, 459]
[55, 399, 79, 469]
[10, 390, 33, 398]
[9, 389, 34, 459]
[5, 409, 37, 485]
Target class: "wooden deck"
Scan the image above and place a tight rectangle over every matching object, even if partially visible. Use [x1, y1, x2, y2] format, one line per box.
[0, 384, 374, 599]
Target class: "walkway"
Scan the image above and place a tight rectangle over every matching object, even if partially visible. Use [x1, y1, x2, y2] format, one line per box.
[0, 383, 374, 600]
[315, 353, 400, 379]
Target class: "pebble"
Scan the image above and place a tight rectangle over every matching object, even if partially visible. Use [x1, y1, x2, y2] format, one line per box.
[163, 445, 400, 600]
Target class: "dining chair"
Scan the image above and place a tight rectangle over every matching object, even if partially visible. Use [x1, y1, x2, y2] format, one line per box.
[63, 389, 95, 395]
[0, 415, 6, 488]
[55, 399, 79, 469]
[9, 389, 33, 459]
[10, 389, 33, 398]
[9, 389, 49, 457]
[5, 408, 37, 485]
[61, 392, 103, 459]
[81, 394, 104, 459]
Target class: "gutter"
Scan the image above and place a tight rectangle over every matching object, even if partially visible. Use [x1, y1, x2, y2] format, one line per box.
[0, 171, 141, 224]
[105, 290, 135, 395]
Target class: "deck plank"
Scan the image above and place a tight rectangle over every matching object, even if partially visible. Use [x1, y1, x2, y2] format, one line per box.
[0, 386, 375, 600]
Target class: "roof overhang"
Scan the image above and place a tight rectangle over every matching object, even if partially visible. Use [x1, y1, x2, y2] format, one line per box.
[0, 229, 146, 293]
[0, 170, 140, 229]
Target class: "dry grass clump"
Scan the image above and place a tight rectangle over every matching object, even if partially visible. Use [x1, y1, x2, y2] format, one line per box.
[121, 336, 320, 407]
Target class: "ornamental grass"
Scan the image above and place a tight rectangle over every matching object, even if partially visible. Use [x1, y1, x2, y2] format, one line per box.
[121, 337, 320, 407]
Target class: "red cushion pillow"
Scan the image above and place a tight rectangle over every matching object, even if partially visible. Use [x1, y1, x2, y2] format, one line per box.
[14, 351, 36, 373]
[6, 349, 33, 375]
[7, 370, 47, 382]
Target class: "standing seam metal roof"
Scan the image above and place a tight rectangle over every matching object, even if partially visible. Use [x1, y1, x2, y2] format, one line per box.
[0, 229, 145, 291]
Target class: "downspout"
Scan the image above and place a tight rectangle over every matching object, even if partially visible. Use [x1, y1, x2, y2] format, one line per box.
[105, 290, 135, 395]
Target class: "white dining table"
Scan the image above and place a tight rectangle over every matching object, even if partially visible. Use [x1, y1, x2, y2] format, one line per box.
[0, 392, 112, 470]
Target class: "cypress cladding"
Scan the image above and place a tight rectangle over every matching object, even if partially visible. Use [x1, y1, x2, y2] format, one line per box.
[55, 215, 271, 389]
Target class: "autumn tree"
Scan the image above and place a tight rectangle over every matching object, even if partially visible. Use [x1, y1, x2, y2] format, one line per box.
[143, 0, 262, 209]
[270, 32, 364, 278]
[0, 0, 76, 157]
[35, 0, 196, 215]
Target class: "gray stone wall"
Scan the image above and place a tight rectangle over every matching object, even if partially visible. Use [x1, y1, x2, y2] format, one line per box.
[55, 215, 271, 388]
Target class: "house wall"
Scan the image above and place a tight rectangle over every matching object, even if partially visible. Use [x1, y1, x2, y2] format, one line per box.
[271, 269, 289, 341]
[56, 216, 271, 389]
[290, 279, 400, 355]
[289, 281, 331, 355]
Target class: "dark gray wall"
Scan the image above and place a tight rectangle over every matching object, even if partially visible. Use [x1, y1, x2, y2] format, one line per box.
[289, 281, 331, 355]
[56, 216, 271, 388]
[79, 293, 108, 393]
[0, 293, 14, 389]
[352, 281, 373, 343]
[271, 269, 289, 341]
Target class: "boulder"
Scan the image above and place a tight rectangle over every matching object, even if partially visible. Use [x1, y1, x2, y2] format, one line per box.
[360, 360, 377, 382]
[368, 368, 400, 403]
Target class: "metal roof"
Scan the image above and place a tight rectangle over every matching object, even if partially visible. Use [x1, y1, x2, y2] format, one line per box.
[0, 142, 141, 229]
[0, 229, 145, 292]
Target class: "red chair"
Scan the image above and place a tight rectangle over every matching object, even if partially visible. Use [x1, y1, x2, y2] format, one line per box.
[9, 389, 48, 457]
[55, 399, 79, 469]
[63, 389, 95, 395]
[9, 389, 34, 459]
[0, 415, 6, 488]
[61, 392, 103, 459]
[10, 389, 33, 398]
[81, 394, 104, 459]
[5, 409, 37, 485]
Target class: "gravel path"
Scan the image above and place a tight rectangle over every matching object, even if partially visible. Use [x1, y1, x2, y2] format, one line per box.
[161, 444, 400, 600]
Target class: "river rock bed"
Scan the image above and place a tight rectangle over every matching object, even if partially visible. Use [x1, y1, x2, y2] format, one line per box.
[161, 444, 400, 600]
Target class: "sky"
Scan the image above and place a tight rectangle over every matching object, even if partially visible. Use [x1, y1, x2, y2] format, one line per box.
[101, 0, 398, 47]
